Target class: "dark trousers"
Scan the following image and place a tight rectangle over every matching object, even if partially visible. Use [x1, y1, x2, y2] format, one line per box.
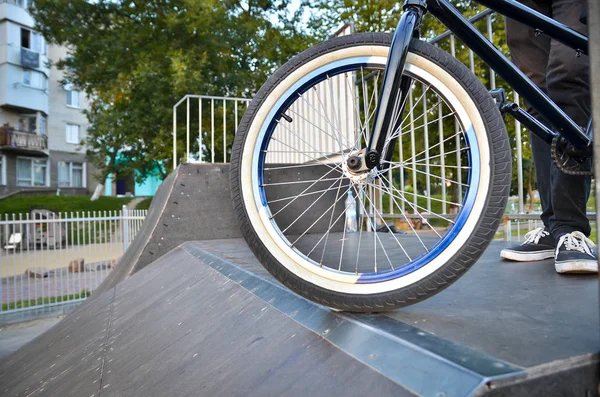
[505, 0, 591, 239]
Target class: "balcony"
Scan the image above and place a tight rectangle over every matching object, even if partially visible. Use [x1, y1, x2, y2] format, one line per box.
[0, 127, 48, 156]
[21, 48, 40, 69]
[0, 1, 35, 28]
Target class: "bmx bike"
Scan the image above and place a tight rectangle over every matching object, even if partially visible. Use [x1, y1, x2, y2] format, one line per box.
[230, 0, 592, 312]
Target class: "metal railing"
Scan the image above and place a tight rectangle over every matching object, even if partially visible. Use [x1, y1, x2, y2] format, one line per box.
[0, 129, 48, 151]
[0, 206, 147, 315]
[429, 10, 524, 217]
[172, 95, 251, 168]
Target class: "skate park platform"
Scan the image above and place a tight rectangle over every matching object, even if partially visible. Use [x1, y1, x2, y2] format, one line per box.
[0, 164, 598, 397]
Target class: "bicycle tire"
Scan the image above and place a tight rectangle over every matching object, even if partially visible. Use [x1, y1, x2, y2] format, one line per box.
[230, 33, 511, 312]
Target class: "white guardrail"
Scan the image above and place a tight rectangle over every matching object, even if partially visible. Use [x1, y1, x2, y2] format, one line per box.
[0, 207, 147, 315]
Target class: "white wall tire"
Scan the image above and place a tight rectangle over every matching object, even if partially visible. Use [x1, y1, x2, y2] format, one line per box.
[230, 34, 511, 311]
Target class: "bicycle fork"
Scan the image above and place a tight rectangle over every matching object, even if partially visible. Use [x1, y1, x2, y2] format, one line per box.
[346, 0, 428, 173]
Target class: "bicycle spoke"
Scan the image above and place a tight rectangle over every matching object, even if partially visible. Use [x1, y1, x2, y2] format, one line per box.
[354, 184, 366, 275]
[307, 86, 348, 152]
[369, 176, 440, 244]
[281, 178, 345, 233]
[352, 183, 403, 270]
[405, 147, 470, 165]
[268, 184, 351, 204]
[376, 174, 442, 238]
[262, 177, 343, 187]
[291, 191, 348, 247]
[287, 107, 352, 151]
[394, 84, 431, 136]
[382, 163, 467, 188]
[344, 72, 368, 147]
[266, 166, 342, 218]
[318, 178, 346, 264]
[378, 174, 456, 226]
[389, 111, 456, 144]
[264, 163, 339, 171]
[271, 122, 344, 169]
[327, 75, 344, 150]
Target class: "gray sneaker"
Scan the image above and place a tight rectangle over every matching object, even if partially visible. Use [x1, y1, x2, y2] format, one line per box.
[500, 227, 555, 262]
[555, 231, 598, 274]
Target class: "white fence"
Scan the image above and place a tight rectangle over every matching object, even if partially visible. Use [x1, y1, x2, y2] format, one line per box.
[172, 95, 251, 167]
[0, 207, 147, 315]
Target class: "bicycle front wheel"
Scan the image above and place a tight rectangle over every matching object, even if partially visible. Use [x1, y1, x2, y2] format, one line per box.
[230, 33, 511, 311]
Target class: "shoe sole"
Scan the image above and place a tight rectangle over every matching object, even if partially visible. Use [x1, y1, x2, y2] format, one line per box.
[555, 260, 598, 274]
[500, 249, 555, 262]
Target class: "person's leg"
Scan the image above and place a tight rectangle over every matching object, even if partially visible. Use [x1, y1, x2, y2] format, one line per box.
[546, 0, 592, 239]
[505, 0, 554, 229]
[545, 0, 595, 273]
[501, 1, 556, 262]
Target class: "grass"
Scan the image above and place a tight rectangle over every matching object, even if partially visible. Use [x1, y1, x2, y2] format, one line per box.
[135, 197, 153, 210]
[0, 195, 133, 217]
[1, 290, 91, 311]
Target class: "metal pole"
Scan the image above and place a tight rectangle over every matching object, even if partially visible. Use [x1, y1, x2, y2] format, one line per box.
[211, 99, 215, 163]
[514, 92, 524, 214]
[223, 100, 227, 162]
[186, 97, 190, 163]
[199, 99, 203, 162]
[122, 205, 129, 252]
[487, 14, 496, 90]
[172, 105, 177, 170]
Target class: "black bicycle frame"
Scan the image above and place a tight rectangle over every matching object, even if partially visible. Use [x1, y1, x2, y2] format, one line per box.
[366, 0, 591, 168]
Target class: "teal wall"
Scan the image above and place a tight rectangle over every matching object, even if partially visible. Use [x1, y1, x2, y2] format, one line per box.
[103, 154, 164, 197]
[105, 173, 113, 196]
[134, 173, 162, 196]
[103, 171, 162, 197]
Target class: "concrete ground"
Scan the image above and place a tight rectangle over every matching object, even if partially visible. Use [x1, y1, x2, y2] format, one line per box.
[0, 316, 63, 359]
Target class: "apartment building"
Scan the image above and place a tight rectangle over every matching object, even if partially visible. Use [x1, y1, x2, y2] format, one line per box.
[0, 0, 90, 197]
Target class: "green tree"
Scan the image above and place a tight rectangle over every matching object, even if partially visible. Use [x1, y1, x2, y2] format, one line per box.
[31, 0, 314, 184]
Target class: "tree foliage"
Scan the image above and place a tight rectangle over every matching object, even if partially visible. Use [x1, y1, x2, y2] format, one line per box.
[31, 0, 314, 182]
[32, 0, 534, 207]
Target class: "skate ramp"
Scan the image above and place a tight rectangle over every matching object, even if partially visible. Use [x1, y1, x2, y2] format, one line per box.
[94, 163, 242, 295]
[1, 241, 598, 396]
[0, 243, 417, 396]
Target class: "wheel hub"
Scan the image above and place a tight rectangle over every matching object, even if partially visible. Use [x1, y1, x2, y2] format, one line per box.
[343, 151, 375, 184]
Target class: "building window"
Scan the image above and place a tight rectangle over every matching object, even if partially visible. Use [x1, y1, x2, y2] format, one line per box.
[21, 28, 44, 54]
[66, 124, 80, 144]
[18, 115, 37, 133]
[58, 162, 85, 188]
[23, 70, 30, 85]
[22, 70, 48, 90]
[38, 115, 47, 135]
[17, 158, 48, 187]
[67, 89, 80, 107]
[21, 28, 30, 49]
[0, 155, 6, 186]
